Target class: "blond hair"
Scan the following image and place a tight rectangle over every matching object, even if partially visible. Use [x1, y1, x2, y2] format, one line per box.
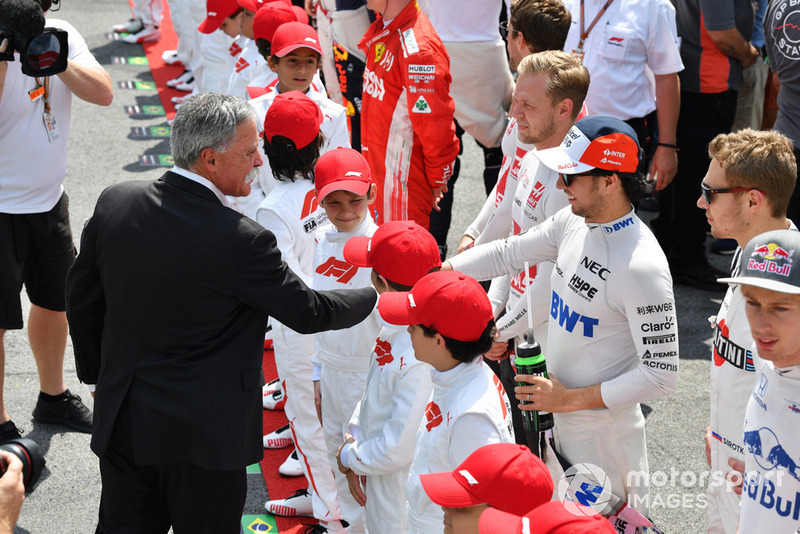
[709, 129, 797, 218]
[516, 50, 590, 120]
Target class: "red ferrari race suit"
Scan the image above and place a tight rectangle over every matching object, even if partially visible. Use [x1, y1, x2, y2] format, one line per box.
[358, 0, 459, 228]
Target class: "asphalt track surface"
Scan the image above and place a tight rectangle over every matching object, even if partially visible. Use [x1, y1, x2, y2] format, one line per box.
[4, 1, 732, 532]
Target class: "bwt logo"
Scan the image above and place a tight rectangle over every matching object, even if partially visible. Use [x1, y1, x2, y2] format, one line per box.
[603, 216, 634, 234]
[550, 291, 599, 337]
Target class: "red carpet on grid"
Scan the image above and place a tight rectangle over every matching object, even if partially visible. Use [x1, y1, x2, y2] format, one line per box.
[136, 4, 312, 531]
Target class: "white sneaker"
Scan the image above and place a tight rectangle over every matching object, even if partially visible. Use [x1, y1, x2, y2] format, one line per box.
[166, 70, 193, 88]
[121, 25, 161, 44]
[171, 95, 189, 105]
[279, 449, 304, 477]
[161, 50, 185, 65]
[263, 424, 293, 449]
[265, 488, 314, 517]
[173, 79, 195, 93]
[263, 378, 280, 397]
[263, 388, 285, 410]
[113, 18, 143, 34]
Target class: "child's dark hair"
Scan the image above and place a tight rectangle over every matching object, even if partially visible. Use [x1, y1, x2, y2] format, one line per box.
[264, 132, 325, 182]
[256, 38, 271, 61]
[381, 266, 441, 292]
[419, 319, 497, 363]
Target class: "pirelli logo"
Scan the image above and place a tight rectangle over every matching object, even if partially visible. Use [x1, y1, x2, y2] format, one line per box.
[409, 64, 435, 74]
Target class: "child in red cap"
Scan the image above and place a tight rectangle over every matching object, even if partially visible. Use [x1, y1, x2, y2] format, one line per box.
[191, 0, 245, 97]
[233, 20, 350, 219]
[310, 147, 380, 532]
[419, 442, 554, 534]
[480, 500, 616, 534]
[376, 270, 515, 533]
[255, 91, 347, 533]
[335, 219, 442, 532]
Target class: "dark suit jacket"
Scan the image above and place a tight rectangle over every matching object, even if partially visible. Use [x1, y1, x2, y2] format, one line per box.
[66, 171, 377, 471]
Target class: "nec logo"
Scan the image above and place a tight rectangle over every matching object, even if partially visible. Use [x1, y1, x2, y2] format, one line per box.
[315, 257, 359, 284]
[580, 256, 610, 280]
[550, 290, 599, 337]
[603, 216, 634, 234]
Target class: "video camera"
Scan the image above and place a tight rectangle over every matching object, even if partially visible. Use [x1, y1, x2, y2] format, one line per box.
[0, 0, 69, 77]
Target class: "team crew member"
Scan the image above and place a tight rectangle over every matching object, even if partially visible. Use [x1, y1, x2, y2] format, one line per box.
[337, 220, 442, 533]
[0, 1, 113, 441]
[445, 116, 679, 514]
[561, 0, 682, 186]
[697, 130, 797, 534]
[377, 271, 514, 533]
[358, 0, 459, 228]
[255, 92, 345, 533]
[312, 148, 381, 533]
[716, 230, 800, 533]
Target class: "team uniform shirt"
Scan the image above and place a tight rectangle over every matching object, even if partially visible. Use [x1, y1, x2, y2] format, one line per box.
[466, 120, 535, 246]
[0, 19, 102, 214]
[740, 362, 800, 532]
[562, 0, 682, 120]
[358, 0, 459, 228]
[448, 207, 679, 513]
[490, 151, 569, 347]
[234, 82, 350, 219]
[406, 359, 514, 533]
[226, 39, 267, 99]
[707, 248, 766, 534]
[676, 0, 753, 94]
[199, 31, 238, 94]
[342, 323, 434, 533]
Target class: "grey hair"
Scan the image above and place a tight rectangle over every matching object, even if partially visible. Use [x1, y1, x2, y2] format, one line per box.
[170, 93, 256, 169]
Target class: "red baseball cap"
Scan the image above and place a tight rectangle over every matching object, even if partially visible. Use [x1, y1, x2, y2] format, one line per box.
[237, 0, 290, 13]
[479, 501, 616, 534]
[535, 116, 642, 175]
[420, 443, 553, 516]
[315, 148, 373, 201]
[198, 0, 241, 34]
[291, 4, 309, 24]
[263, 90, 323, 149]
[378, 271, 493, 342]
[344, 221, 441, 287]
[271, 21, 323, 57]
[252, 3, 295, 42]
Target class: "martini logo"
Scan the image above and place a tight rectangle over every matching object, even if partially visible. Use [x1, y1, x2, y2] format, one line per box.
[413, 95, 431, 113]
[748, 242, 794, 277]
[712, 318, 755, 371]
[425, 402, 442, 431]
[374, 338, 394, 367]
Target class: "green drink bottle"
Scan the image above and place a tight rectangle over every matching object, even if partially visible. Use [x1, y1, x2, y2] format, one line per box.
[515, 339, 554, 432]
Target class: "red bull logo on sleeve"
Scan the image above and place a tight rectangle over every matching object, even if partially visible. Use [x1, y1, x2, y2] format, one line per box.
[748, 243, 794, 277]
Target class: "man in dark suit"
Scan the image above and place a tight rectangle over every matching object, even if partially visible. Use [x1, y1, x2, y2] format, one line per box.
[65, 93, 378, 534]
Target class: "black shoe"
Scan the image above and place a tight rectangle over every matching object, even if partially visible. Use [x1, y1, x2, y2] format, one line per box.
[711, 238, 738, 255]
[0, 420, 22, 443]
[32, 389, 93, 433]
[671, 262, 728, 292]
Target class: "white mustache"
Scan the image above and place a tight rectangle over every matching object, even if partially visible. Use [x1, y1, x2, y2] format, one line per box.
[244, 166, 260, 185]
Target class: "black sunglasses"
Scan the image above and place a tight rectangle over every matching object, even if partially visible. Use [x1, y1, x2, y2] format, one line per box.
[700, 181, 763, 204]
[498, 21, 520, 39]
[559, 172, 599, 187]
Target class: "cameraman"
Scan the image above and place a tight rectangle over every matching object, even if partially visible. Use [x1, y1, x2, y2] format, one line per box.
[0, 451, 24, 534]
[0, 0, 112, 441]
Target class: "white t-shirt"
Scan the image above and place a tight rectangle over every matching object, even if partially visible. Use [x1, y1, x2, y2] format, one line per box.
[0, 19, 102, 213]
[561, 0, 683, 120]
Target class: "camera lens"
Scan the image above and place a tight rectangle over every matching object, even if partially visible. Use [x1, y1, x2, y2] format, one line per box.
[0, 438, 46, 492]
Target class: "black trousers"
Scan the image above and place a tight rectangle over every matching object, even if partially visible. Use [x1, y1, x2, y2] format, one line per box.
[96, 404, 247, 534]
[651, 90, 737, 267]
